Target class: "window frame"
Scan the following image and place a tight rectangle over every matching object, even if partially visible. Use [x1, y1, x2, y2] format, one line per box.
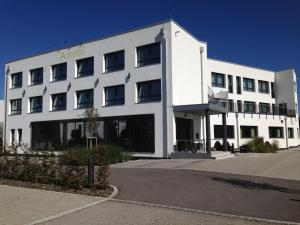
[288, 128, 294, 138]
[11, 72, 22, 89]
[30, 68, 43, 86]
[76, 89, 94, 109]
[51, 62, 67, 82]
[240, 126, 258, 138]
[51, 93, 67, 111]
[243, 78, 255, 92]
[258, 80, 269, 94]
[137, 79, 161, 103]
[214, 125, 235, 139]
[244, 101, 256, 113]
[104, 50, 125, 73]
[29, 96, 43, 113]
[228, 75, 233, 93]
[259, 102, 270, 114]
[269, 127, 284, 139]
[104, 85, 125, 106]
[211, 72, 225, 88]
[10, 99, 22, 115]
[76, 57, 94, 77]
[136, 42, 161, 67]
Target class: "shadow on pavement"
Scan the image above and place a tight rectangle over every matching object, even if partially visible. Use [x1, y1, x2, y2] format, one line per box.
[211, 177, 300, 194]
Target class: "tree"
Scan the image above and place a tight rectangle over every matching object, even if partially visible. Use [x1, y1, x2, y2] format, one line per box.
[82, 108, 100, 138]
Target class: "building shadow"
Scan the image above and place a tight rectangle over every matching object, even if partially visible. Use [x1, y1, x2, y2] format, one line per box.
[211, 177, 300, 195]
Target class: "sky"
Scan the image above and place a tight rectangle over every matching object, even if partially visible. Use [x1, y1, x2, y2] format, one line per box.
[1, 0, 299, 102]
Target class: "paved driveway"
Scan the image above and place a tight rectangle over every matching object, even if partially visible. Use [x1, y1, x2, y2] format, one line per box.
[112, 149, 300, 180]
[110, 168, 300, 223]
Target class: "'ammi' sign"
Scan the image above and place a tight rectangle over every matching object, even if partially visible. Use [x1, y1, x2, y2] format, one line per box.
[59, 47, 84, 61]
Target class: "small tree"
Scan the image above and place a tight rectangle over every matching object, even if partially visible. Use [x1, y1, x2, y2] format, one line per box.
[82, 108, 100, 148]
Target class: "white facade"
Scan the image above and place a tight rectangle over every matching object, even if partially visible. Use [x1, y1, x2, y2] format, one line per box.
[4, 20, 299, 157]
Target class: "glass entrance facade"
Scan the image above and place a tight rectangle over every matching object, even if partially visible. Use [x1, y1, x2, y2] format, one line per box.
[31, 114, 154, 153]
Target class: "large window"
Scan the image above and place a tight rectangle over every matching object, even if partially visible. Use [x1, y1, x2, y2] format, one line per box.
[52, 93, 67, 111]
[105, 85, 125, 106]
[228, 75, 233, 93]
[30, 68, 43, 85]
[76, 57, 94, 77]
[11, 72, 22, 88]
[258, 80, 269, 93]
[259, 103, 270, 114]
[104, 50, 124, 72]
[214, 125, 234, 138]
[137, 79, 161, 103]
[29, 96, 43, 113]
[240, 126, 258, 138]
[137, 43, 160, 67]
[269, 127, 284, 138]
[52, 63, 67, 81]
[243, 78, 255, 92]
[10, 99, 22, 115]
[76, 89, 93, 109]
[244, 101, 256, 113]
[211, 72, 225, 88]
[288, 128, 294, 138]
[236, 76, 241, 94]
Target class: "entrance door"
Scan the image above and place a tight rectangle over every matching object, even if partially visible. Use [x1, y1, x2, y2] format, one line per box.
[175, 117, 193, 151]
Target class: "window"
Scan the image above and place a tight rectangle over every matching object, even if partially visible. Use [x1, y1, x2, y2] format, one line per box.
[244, 101, 256, 113]
[137, 79, 161, 103]
[211, 72, 225, 88]
[240, 126, 258, 138]
[30, 96, 43, 113]
[104, 50, 124, 72]
[52, 93, 67, 111]
[236, 76, 241, 94]
[288, 128, 294, 138]
[271, 82, 275, 98]
[269, 127, 284, 138]
[10, 99, 22, 115]
[52, 63, 67, 81]
[137, 43, 160, 67]
[18, 129, 22, 143]
[11, 72, 22, 88]
[259, 103, 270, 114]
[11, 129, 15, 145]
[258, 80, 269, 93]
[228, 99, 234, 112]
[105, 85, 125, 106]
[76, 89, 93, 109]
[243, 78, 255, 92]
[272, 104, 276, 114]
[228, 75, 233, 93]
[214, 125, 234, 138]
[76, 57, 94, 77]
[237, 100, 242, 112]
[30, 68, 43, 85]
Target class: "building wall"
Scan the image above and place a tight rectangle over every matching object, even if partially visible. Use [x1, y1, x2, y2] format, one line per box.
[5, 21, 173, 158]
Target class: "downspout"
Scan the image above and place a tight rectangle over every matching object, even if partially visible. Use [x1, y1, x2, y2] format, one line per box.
[200, 47, 205, 143]
[284, 116, 288, 149]
[4, 66, 9, 146]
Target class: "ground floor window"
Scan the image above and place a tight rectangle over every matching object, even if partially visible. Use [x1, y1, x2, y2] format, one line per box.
[214, 125, 234, 138]
[31, 114, 154, 153]
[288, 128, 294, 138]
[269, 127, 284, 138]
[240, 126, 258, 138]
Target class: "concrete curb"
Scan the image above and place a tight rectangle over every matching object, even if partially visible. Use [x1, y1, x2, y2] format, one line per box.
[110, 198, 300, 225]
[25, 185, 119, 225]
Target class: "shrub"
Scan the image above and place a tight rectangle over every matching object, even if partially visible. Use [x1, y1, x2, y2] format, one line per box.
[214, 141, 222, 151]
[106, 145, 131, 164]
[247, 137, 278, 153]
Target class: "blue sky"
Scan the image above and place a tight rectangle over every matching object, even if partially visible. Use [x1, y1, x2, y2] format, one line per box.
[1, 0, 299, 101]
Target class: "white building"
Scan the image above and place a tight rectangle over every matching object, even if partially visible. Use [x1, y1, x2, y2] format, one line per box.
[4, 19, 299, 158]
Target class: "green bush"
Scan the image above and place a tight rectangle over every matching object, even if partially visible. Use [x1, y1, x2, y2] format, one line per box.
[247, 137, 278, 153]
[106, 145, 131, 164]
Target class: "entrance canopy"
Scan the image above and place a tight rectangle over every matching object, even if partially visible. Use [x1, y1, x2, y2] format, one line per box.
[173, 103, 227, 116]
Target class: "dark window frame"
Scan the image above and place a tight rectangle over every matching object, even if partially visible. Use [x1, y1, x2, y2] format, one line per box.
[137, 79, 161, 103]
[76, 57, 94, 77]
[236, 76, 242, 94]
[10, 99, 22, 115]
[52, 93, 67, 111]
[269, 127, 284, 138]
[211, 72, 225, 88]
[258, 80, 269, 94]
[288, 128, 294, 138]
[244, 101, 256, 113]
[137, 42, 161, 67]
[243, 78, 255, 92]
[76, 89, 94, 109]
[11, 72, 22, 88]
[214, 125, 235, 139]
[30, 68, 43, 86]
[228, 75, 233, 93]
[52, 62, 67, 82]
[29, 96, 43, 113]
[271, 82, 275, 98]
[105, 85, 125, 106]
[104, 50, 125, 73]
[240, 126, 258, 138]
[259, 102, 270, 114]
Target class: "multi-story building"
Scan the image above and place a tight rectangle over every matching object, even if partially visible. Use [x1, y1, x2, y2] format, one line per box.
[4, 19, 299, 158]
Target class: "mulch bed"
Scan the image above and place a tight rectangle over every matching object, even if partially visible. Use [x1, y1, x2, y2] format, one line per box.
[0, 178, 113, 197]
